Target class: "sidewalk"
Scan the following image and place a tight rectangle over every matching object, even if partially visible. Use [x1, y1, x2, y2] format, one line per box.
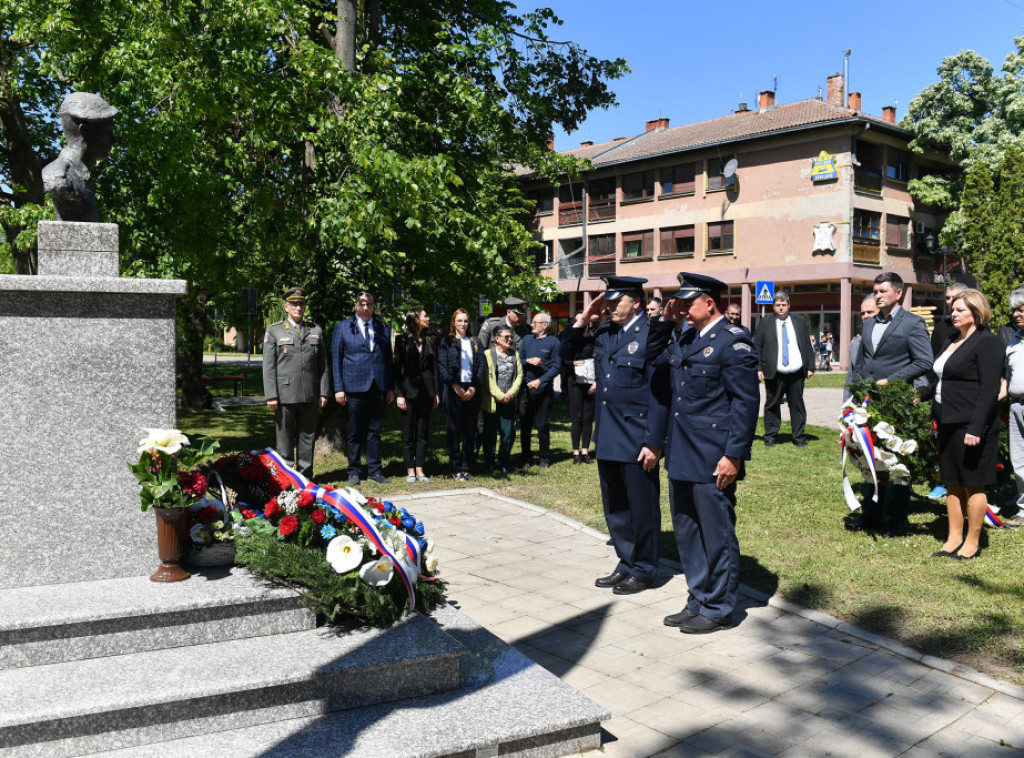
[399, 488, 1024, 757]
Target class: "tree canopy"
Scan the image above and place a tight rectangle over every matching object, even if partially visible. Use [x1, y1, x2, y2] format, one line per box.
[1, 0, 626, 406]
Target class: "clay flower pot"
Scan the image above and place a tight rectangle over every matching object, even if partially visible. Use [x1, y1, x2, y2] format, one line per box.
[151, 507, 191, 582]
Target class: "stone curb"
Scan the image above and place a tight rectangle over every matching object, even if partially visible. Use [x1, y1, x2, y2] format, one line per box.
[411, 488, 1024, 703]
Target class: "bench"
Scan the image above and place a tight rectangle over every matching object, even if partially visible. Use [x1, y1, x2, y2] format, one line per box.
[202, 375, 245, 396]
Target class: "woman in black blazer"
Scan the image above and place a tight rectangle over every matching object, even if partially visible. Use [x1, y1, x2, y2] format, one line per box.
[394, 308, 439, 483]
[931, 289, 1002, 560]
[437, 308, 483, 480]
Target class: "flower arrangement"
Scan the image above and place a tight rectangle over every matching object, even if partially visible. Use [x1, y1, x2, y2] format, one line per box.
[840, 380, 936, 510]
[212, 450, 445, 626]
[128, 429, 220, 511]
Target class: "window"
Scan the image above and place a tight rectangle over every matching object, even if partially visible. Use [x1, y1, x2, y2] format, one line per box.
[557, 238, 584, 279]
[588, 178, 617, 222]
[885, 215, 910, 248]
[530, 190, 554, 214]
[535, 240, 554, 266]
[707, 157, 735, 191]
[558, 185, 582, 226]
[661, 163, 696, 195]
[854, 142, 883, 194]
[587, 234, 616, 277]
[853, 210, 881, 244]
[707, 221, 734, 253]
[622, 230, 654, 259]
[659, 225, 695, 257]
[886, 150, 909, 182]
[622, 170, 655, 201]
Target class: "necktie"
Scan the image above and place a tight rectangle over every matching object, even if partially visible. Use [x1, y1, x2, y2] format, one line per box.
[781, 320, 790, 366]
[364, 320, 373, 351]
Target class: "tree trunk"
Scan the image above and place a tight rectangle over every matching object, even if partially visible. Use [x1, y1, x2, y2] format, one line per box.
[335, 0, 357, 70]
[179, 291, 211, 411]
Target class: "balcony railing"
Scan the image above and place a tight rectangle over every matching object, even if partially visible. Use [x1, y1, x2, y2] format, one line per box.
[588, 198, 616, 223]
[558, 201, 583, 226]
[854, 169, 882, 194]
[587, 253, 616, 278]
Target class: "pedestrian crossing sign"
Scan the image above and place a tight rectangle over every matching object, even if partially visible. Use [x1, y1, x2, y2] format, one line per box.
[756, 281, 775, 305]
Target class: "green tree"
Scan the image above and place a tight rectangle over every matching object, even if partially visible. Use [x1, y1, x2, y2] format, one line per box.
[1, 1, 625, 408]
[989, 146, 1024, 324]
[958, 159, 994, 283]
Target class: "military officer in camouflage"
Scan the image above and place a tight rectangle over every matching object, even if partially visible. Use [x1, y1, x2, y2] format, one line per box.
[262, 287, 331, 479]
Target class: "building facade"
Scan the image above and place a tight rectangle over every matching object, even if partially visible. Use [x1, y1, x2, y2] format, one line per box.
[521, 74, 956, 367]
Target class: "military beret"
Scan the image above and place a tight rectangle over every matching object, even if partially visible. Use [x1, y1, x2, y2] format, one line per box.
[59, 92, 119, 123]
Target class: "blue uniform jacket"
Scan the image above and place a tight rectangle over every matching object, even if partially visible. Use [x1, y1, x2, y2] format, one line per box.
[562, 314, 669, 463]
[330, 316, 394, 394]
[648, 318, 760, 483]
[519, 334, 561, 392]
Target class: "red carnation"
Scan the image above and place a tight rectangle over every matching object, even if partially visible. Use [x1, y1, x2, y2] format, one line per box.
[264, 499, 282, 518]
[178, 471, 208, 498]
[278, 514, 299, 536]
[241, 509, 258, 520]
[311, 509, 326, 525]
[997, 462, 1005, 472]
[372, 501, 386, 514]
[297, 490, 315, 509]
[238, 463, 264, 481]
[198, 505, 219, 525]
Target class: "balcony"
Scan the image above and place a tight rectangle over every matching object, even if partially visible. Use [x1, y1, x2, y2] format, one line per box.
[588, 198, 616, 223]
[558, 201, 583, 227]
[854, 169, 882, 195]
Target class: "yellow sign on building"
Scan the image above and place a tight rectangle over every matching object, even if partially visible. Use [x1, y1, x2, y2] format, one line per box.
[811, 150, 837, 182]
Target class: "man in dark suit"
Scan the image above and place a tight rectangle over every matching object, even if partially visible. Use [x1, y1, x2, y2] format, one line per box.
[262, 287, 330, 479]
[561, 277, 668, 596]
[647, 273, 760, 634]
[331, 291, 395, 485]
[848, 272, 933, 536]
[753, 292, 815, 448]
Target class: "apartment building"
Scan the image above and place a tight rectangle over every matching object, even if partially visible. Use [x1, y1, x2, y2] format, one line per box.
[520, 73, 957, 367]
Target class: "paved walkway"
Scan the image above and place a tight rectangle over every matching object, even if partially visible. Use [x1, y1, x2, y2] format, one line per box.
[398, 488, 1024, 758]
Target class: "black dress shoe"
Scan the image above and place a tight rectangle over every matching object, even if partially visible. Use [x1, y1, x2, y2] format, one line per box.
[594, 571, 628, 588]
[678, 614, 731, 634]
[573, 453, 582, 465]
[521, 459, 535, 471]
[539, 459, 550, 469]
[368, 473, 391, 485]
[845, 517, 881, 532]
[347, 473, 360, 486]
[663, 608, 697, 627]
[581, 452, 593, 464]
[763, 439, 776, 447]
[794, 441, 808, 448]
[881, 520, 909, 538]
[612, 576, 652, 595]
[952, 547, 982, 560]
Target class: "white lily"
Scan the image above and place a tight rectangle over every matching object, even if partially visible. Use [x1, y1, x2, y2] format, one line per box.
[889, 463, 911, 478]
[326, 535, 364, 574]
[873, 421, 895, 439]
[885, 435, 904, 451]
[359, 556, 394, 587]
[900, 439, 918, 455]
[850, 409, 869, 426]
[424, 554, 439, 573]
[878, 450, 899, 468]
[138, 428, 189, 455]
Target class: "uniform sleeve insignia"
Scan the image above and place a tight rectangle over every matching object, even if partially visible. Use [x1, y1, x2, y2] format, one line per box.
[703, 346, 714, 357]
[732, 343, 752, 352]
[628, 341, 640, 354]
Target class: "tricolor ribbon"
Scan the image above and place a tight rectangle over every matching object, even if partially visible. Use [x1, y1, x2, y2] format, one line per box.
[260, 449, 421, 612]
[841, 404, 880, 511]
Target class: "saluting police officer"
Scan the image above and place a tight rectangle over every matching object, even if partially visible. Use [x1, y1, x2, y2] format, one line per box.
[562, 276, 669, 595]
[647, 273, 760, 633]
[262, 287, 331, 479]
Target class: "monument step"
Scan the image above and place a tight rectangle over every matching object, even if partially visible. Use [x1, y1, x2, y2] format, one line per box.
[0, 569, 315, 670]
[80, 604, 609, 758]
[0, 613, 465, 758]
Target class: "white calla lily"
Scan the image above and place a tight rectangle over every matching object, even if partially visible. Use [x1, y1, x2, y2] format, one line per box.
[899, 439, 918, 455]
[424, 554, 439, 573]
[326, 535, 364, 574]
[359, 556, 394, 587]
[872, 421, 895, 439]
[878, 450, 899, 468]
[885, 435, 904, 451]
[850, 409, 869, 426]
[137, 428, 189, 455]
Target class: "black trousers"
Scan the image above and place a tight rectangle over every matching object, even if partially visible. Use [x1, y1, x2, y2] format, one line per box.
[567, 381, 595, 450]
[520, 387, 553, 463]
[399, 394, 434, 470]
[275, 402, 319, 479]
[445, 385, 480, 474]
[763, 371, 807, 444]
[597, 459, 660, 583]
[346, 385, 386, 477]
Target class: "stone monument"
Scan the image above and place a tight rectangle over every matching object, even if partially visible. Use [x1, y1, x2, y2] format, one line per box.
[0, 92, 187, 588]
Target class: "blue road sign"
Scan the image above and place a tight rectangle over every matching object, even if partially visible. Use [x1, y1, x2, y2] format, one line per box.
[755, 281, 775, 305]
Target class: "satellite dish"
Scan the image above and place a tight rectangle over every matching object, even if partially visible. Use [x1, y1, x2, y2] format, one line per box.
[723, 158, 739, 179]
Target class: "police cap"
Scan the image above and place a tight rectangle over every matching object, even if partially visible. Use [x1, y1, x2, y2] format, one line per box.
[674, 272, 727, 301]
[59, 92, 119, 123]
[503, 296, 527, 315]
[283, 286, 307, 304]
[602, 276, 647, 300]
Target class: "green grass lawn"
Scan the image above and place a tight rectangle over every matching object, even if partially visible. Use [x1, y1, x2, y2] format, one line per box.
[180, 395, 1024, 686]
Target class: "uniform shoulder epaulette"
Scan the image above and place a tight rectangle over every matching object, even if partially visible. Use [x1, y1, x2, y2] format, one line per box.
[725, 325, 745, 335]
[269, 320, 285, 327]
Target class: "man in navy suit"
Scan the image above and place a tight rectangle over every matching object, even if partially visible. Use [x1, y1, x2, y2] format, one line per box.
[561, 276, 669, 596]
[648, 273, 760, 634]
[754, 292, 815, 447]
[848, 272, 933, 536]
[331, 291, 395, 485]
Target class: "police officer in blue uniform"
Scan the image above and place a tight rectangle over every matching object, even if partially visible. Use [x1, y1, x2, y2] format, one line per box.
[647, 273, 760, 633]
[562, 276, 669, 595]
